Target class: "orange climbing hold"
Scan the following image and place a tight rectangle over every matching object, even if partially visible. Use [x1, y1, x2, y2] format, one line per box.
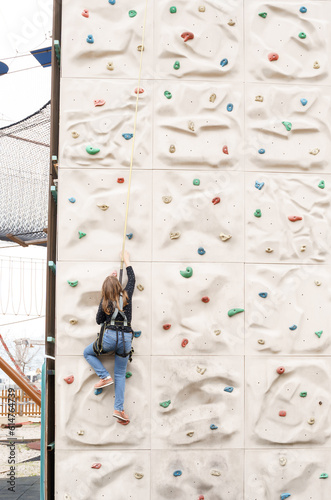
[268, 52, 279, 61]
[91, 463, 102, 469]
[223, 146, 229, 154]
[82, 9, 89, 17]
[201, 296, 210, 303]
[134, 87, 144, 94]
[163, 324, 171, 330]
[64, 375, 74, 384]
[117, 178, 125, 183]
[279, 410, 286, 417]
[277, 367, 285, 374]
[288, 215, 302, 222]
[94, 99, 105, 107]
[181, 339, 189, 347]
[181, 31, 194, 42]
[212, 197, 221, 205]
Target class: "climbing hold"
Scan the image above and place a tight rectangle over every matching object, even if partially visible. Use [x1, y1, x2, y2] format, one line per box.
[67, 280, 78, 287]
[94, 99, 105, 107]
[210, 470, 221, 476]
[187, 431, 194, 437]
[212, 197, 221, 205]
[125, 372, 132, 379]
[137, 45, 144, 51]
[298, 32, 306, 39]
[109, 0, 115, 3]
[201, 296, 210, 303]
[170, 231, 181, 239]
[134, 473, 143, 479]
[300, 392, 307, 397]
[214, 330, 221, 336]
[94, 388, 103, 395]
[71, 131, 79, 138]
[126, 233, 133, 240]
[315, 330, 323, 338]
[133, 331, 141, 338]
[180, 267, 193, 278]
[169, 145, 176, 153]
[300, 245, 306, 252]
[315, 281, 322, 286]
[97, 204, 109, 211]
[318, 180, 325, 189]
[134, 87, 144, 94]
[181, 339, 189, 347]
[128, 10, 137, 17]
[220, 59, 228, 67]
[137, 284, 144, 291]
[300, 98, 307, 106]
[86, 35, 94, 44]
[69, 318, 78, 325]
[163, 324, 171, 330]
[82, 9, 89, 18]
[228, 308, 244, 317]
[198, 6, 205, 12]
[160, 400, 171, 408]
[224, 386, 233, 393]
[266, 247, 273, 253]
[308, 418, 315, 425]
[289, 325, 297, 331]
[122, 133, 133, 140]
[279, 457, 287, 466]
[259, 12, 267, 18]
[288, 216, 302, 222]
[282, 121, 292, 131]
[86, 146, 100, 155]
[173, 470, 182, 477]
[280, 495, 291, 500]
[227, 103, 233, 112]
[198, 247, 206, 255]
[258, 148, 265, 154]
[228, 19, 235, 26]
[259, 292, 268, 298]
[68, 197, 76, 203]
[309, 148, 320, 155]
[300, 6, 307, 13]
[277, 367, 285, 374]
[219, 233, 232, 241]
[173, 61, 180, 70]
[77, 430, 84, 435]
[193, 178, 200, 186]
[268, 53, 279, 61]
[254, 209, 262, 218]
[117, 178, 124, 183]
[196, 366, 206, 375]
[313, 61, 320, 69]
[162, 196, 172, 204]
[223, 146, 229, 155]
[78, 231, 86, 239]
[188, 121, 195, 131]
[210, 424, 218, 430]
[164, 91, 172, 99]
[209, 94, 216, 103]
[320, 473, 328, 479]
[181, 32, 194, 42]
[91, 463, 102, 469]
[107, 62, 114, 71]
[64, 375, 74, 384]
[258, 339, 265, 345]
[170, 6, 177, 13]
[198, 496, 205, 500]
[255, 96, 264, 102]
[279, 411, 287, 417]
[255, 181, 264, 190]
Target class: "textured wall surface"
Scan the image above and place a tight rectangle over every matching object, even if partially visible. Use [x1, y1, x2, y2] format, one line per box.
[56, 0, 331, 498]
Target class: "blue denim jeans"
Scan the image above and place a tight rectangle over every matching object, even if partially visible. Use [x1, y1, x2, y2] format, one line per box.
[83, 329, 132, 411]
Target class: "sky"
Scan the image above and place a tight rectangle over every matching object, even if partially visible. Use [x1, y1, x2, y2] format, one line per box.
[0, 0, 53, 378]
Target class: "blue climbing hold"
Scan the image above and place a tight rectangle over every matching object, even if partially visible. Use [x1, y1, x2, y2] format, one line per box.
[68, 197, 76, 203]
[224, 386, 233, 393]
[198, 247, 206, 255]
[109, 0, 115, 3]
[227, 103, 233, 112]
[122, 133, 133, 140]
[289, 325, 297, 331]
[94, 388, 103, 395]
[210, 424, 218, 430]
[281, 495, 291, 500]
[259, 292, 268, 298]
[258, 148, 265, 154]
[299, 6, 307, 13]
[300, 98, 307, 106]
[173, 470, 182, 477]
[220, 59, 228, 67]
[86, 35, 94, 44]
[134, 331, 141, 338]
[126, 233, 133, 240]
[255, 181, 265, 190]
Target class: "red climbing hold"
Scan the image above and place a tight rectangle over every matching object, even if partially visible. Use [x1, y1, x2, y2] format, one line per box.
[181, 31, 194, 42]
[117, 178, 125, 183]
[268, 52, 279, 61]
[277, 367, 285, 374]
[223, 146, 229, 155]
[91, 463, 102, 469]
[212, 197, 221, 205]
[198, 496, 205, 500]
[82, 9, 89, 17]
[201, 296, 210, 303]
[163, 324, 171, 330]
[288, 215, 302, 222]
[181, 339, 189, 347]
[279, 410, 286, 417]
[134, 87, 144, 94]
[64, 375, 74, 384]
[94, 99, 105, 107]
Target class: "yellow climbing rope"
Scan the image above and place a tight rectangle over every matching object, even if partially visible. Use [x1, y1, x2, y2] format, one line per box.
[119, 0, 149, 283]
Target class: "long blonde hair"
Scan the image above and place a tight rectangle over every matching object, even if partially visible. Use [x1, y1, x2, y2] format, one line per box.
[101, 276, 129, 315]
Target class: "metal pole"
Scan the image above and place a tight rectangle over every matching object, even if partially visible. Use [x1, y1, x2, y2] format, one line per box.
[40, 360, 46, 500]
[0, 357, 41, 406]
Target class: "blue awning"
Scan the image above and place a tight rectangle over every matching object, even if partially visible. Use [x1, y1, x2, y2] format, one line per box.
[30, 47, 52, 68]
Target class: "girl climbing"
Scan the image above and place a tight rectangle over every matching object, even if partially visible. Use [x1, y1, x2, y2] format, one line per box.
[83, 251, 135, 422]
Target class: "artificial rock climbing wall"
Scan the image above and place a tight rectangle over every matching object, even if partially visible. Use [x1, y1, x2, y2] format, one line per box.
[55, 1, 331, 498]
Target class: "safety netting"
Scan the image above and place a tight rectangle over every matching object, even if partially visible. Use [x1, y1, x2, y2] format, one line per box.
[0, 101, 50, 244]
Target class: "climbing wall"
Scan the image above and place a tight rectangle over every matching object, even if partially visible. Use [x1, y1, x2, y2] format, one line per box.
[55, 1, 331, 498]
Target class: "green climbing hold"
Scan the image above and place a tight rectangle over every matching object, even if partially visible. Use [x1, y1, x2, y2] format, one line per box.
[170, 6, 177, 13]
[315, 330, 323, 338]
[78, 231, 86, 239]
[228, 308, 244, 317]
[254, 209, 262, 218]
[164, 91, 172, 99]
[160, 400, 171, 408]
[318, 180, 325, 189]
[67, 280, 78, 287]
[86, 146, 100, 155]
[125, 371, 132, 379]
[258, 12, 267, 18]
[299, 32, 306, 39]
[180, 267, 193, 278]
[320, 473, 328, 479]
[173, 61, 180, 70]
[282, 121, 292, 131]
[193, 178, 200, 186]
[129, 10, 137, 17]
[300, 392, 307, 397]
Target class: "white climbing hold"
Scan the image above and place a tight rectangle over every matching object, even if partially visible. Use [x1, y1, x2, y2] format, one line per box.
[258, 339, 265, 345]
[170, 231, 181, 240]
[209, 93, 216, 103]
[214, 329, 221, 336]
[255, 95, 264, 102]
[309, 148, 320, 155]
[198, 6, 205, 12]
[196, 366, 206, 375]
[77, 430, 84, 435]
[228, 19, 235, 26]
[137, 45, 144, 51]
[169, 145, 176, 153]
[186, 431, 194, 437]
[69, 318, 78, 325]
[265, 247, 273, 253]
[188, 121, 195, 131]
[134, 473, 144, 479]
[308, 418, 315, 425]
[162, 196, 172, 204]
[137, 284, 144, 291]
[219, 233, 232, 242]
[300, 245, 306, 252]
[97, 204, 109, 211]
[210, 470, 221, 476]
[313, 61, 320, 69]
[315, 280, 321, 286]
[71, 131, 79, 138]
[279, 457, 287, 466]
[107, 62, 114, 71]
